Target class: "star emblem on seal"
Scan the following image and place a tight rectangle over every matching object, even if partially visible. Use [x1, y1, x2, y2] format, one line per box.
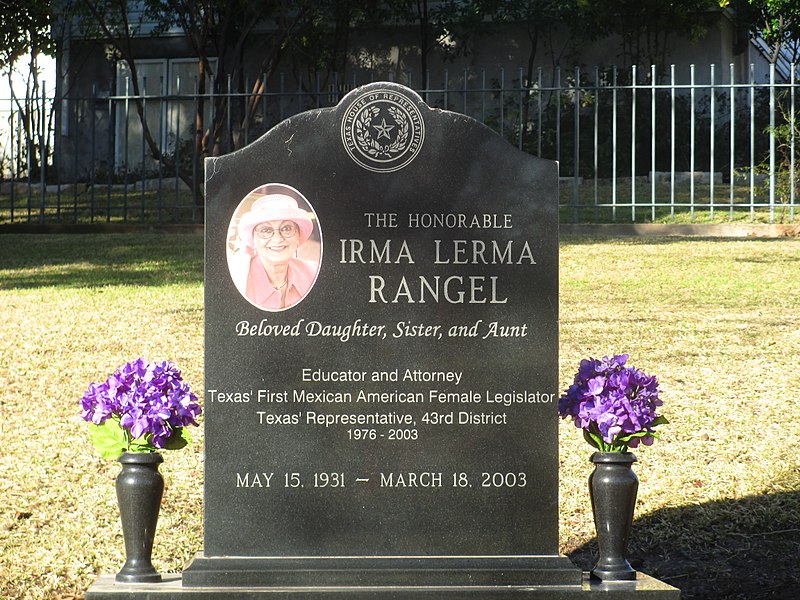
[340, 88, 425, 173]
[373, 118, 395, 140]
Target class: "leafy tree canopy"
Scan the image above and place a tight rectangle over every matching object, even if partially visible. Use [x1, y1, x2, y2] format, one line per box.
[723, 0, 800, 63]
[0, 1, 53, 71]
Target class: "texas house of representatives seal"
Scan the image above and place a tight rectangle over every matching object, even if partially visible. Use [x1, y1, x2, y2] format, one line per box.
[340, 87, 425, 173]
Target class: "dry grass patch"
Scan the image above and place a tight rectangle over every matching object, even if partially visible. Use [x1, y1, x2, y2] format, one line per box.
[559, 237, 800, 598]
[1, 233, 798, 599]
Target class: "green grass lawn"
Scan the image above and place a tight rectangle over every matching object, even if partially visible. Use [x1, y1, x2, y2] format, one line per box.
[0, 233, 799, 599]
[0, 189, 202, 225]
[559, 179, 800, 224]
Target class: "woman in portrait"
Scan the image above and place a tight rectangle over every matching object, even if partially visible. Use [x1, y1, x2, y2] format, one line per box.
[229, 185, 320, 310]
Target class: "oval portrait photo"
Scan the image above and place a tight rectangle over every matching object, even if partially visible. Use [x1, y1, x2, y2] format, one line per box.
[227, 183, 322, 311]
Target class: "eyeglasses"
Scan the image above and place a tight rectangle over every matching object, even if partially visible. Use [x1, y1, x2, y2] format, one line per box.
[254, 223, 298, 240]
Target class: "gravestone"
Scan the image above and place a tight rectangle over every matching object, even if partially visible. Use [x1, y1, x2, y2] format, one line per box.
[191, 80, 564, 580]
[86, 82, 680, 598]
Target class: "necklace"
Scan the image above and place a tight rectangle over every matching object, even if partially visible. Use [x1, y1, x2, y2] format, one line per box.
[272, 278, 288, 291]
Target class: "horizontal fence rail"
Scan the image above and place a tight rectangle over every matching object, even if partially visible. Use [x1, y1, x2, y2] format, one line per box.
[0, 64, 797, 226]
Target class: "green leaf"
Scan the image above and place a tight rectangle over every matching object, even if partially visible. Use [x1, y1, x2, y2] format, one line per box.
[583, 428, 603, 450]
[87, 420, 128, 460]
[583, 423, 624, 451]
[128, 436, 155, 453]
[163, 427, 192, 451]
[618, 430, 657, 443]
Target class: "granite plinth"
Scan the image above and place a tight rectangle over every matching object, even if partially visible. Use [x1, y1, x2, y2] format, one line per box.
[181, 555, 582, 587]
[86, 571, 681, 599]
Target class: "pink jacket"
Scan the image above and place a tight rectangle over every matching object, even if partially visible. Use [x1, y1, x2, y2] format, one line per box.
[230, 254, 318, 310]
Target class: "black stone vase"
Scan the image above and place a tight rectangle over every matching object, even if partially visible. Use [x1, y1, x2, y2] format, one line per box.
[115, 452, 164, 583]
[589, 451, 639, 581]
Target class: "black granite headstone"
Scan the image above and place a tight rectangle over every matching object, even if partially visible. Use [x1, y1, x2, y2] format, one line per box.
[185, 81, 568, 588]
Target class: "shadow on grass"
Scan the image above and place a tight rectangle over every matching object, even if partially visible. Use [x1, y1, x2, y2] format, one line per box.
[0, 233, 204, 289]
[569, 490, 800, 599]
[560, 235, 799, 246]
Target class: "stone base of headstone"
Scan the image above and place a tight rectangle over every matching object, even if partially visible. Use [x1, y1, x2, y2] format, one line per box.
[180, 555, 583, 587]
[85, 562, 680, 598]
[84, 574, 680, 599]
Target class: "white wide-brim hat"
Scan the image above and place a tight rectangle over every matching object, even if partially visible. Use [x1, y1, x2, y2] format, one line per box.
[238, 193, 314, 248]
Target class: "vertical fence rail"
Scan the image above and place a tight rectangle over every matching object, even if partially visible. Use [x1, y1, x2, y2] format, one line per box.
[612, 66, 618, 222]
[749, 64, 757, 222]
[792, 65, 797, 221]
[710, 64, 716, 221]
[650, 64, 657, 223]
[631, 65, 637, 223]
[593, 66, 599, 222]
[670, 65, 677, 221]
[729, 64, 736, 221]
[573, 66, 581, 223]
[536, 67, 542, 158]
[769, 64, 777, 222]
[0, 64, 798, 226]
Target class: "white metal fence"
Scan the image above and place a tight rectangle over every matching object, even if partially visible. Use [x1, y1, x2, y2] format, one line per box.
[1, 64, 797, 225]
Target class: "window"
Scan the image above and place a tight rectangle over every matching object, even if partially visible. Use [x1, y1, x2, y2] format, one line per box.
[115, 58, 217, 174]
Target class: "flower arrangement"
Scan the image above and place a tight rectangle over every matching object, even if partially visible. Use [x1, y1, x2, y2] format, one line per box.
[558, 354, 667, 452]
[80, 358, 202, 460]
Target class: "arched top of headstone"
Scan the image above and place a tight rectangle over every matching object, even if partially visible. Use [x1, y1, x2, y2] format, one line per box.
[210, 81, 551, 188]
[338, 80, 428, 106]
[207, 81, 555, 234]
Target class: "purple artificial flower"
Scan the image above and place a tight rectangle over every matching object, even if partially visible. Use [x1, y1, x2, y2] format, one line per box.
[80, 381, 116, 424]
[80, 358, 202, 452]
[558, 354, 666, 451]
